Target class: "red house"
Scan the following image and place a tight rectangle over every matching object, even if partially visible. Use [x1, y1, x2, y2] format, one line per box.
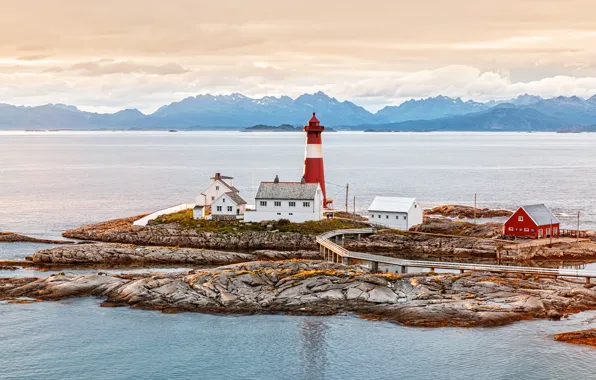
[504, 204, 560, 239]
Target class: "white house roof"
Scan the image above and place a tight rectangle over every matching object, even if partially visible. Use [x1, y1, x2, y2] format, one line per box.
[519, 204, 560, 226]
[224, 192, 246, 205]
[255, 182, 319, 200]
[201, 179, 239, 194]
[368, 197, 417, 213]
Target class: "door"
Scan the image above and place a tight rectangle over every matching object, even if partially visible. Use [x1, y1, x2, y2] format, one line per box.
[546, 228, 551, 238]
[538, 229, 543, 238]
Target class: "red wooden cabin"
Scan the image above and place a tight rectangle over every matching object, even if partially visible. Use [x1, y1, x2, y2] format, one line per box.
[503, 204, 560, 239]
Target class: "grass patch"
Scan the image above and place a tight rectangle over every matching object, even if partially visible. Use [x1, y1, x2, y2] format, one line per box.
[150, 209, 368, 235]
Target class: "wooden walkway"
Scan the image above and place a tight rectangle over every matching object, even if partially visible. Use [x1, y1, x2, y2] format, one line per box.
[317, 228, 596, 283]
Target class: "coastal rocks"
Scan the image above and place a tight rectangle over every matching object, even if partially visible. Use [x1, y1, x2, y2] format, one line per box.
[410, 220, 504, 238]
[0, 232, 74, 244]
[554, 328, 596, 347]
[4, 274, 126, 300]
[426, 205, 512, 219]
[63, 217, 318, 251]
[346, 231, 498, 259]
[4, 260, 596, 328]
[32, 244, 255, 266]
[31, 243, 321, 267]
[505, 241, 596, 262]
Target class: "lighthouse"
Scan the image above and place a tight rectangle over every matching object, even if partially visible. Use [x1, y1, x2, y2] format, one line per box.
[302, 112, 327, 207]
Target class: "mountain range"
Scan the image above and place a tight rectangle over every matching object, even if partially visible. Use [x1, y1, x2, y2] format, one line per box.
[2, 92, 596, 131]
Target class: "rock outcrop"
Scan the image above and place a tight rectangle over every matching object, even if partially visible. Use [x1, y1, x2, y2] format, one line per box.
[63, 217, 317, 251]
[426, 205, 512, 219]
[32, 243, 320, 266]
[411, 220, 504, 238]
[0, 232, 74, 244]
[3, 260, 596, 328]
[554, 328, 596, 347]
[505, 241, 596, 262]
[345, 230, 499, 259]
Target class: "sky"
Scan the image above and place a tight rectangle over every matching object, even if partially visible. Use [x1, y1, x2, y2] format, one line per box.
[2, 0, 596, 113]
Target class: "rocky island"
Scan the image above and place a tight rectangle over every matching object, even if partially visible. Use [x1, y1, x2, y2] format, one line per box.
[3, 260, 596, 327]
[4, 204, 596, 330]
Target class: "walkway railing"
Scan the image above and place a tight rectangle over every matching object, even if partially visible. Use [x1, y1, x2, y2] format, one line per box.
[317, 228, 596, 283]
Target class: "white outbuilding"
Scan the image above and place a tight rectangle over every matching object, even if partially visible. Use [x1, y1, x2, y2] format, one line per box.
[243, 176, 323, 223]
[368, 197, 423, 230]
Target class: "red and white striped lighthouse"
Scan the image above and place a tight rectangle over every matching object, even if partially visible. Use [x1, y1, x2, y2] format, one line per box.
[302, 112, 327, 206]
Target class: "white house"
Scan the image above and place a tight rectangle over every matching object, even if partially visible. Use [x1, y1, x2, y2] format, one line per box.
[244, 176, 323, 223]
[209, 192, 247, 220]
[368, 197, 423, 230]
[196, 172, 240, 206]
[194, 172, 244, 220]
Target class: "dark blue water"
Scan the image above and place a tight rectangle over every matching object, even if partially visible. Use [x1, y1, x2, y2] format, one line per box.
[2, 131, 596, 379]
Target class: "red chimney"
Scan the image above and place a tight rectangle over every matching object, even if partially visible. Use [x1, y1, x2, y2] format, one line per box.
[302, 112, 327, 207]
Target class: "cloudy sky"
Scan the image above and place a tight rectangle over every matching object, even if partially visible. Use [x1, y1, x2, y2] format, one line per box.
[2, 0, 596, 113]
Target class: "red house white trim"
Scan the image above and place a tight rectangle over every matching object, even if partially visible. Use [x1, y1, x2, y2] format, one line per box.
[503, 204, 560, 239]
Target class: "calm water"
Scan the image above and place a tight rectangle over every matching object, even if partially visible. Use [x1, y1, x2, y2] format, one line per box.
[2, 131, 596, 379]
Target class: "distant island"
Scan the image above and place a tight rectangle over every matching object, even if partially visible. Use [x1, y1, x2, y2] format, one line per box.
[242, 124, 336, 132]
[242, 124, 302, 132]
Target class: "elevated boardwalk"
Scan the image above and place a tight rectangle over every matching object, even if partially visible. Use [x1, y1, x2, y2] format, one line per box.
[317, 228, 596, 284]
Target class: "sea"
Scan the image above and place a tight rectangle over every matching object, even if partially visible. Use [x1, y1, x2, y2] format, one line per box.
[1, 131, 596, 379]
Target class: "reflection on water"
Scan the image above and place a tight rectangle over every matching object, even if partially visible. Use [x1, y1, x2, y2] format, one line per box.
[299, 318, 329, 380]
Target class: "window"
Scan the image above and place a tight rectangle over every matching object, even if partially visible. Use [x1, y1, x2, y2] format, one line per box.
[289, 201, 296, 207]
[303, 202, 310, 207]
[260, 201, 267, 207]
[274, 201, 281, 207]
[277, 213, 281, 215]
[289, 213, 293, 215]
[414, 204, 417, 208]
[403, 216, 407, 220]
[508, 227, 513, 231]
[371, 215, 374, 218]
[518, 216, 524, 222]
[378, 215, 381, 219]
[386, 215, 389, 219]
[211, 196, 215, 201]
[216, 186, 219, 190]
[216, 206, 222, 212]
[222, 198, 225, 202]
[227, 206, 233, 212]
[531, 229, 535, 232]
[396, 215, 398, 219]
[524, 228, 529, 232]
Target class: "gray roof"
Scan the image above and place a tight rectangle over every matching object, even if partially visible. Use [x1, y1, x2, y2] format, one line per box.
[368, 197, 416, 213]
[520, 204, 560, 226]
[255, 182, 319, 200]
[225, 192, 246, 205]
[211, 175, 234, 180]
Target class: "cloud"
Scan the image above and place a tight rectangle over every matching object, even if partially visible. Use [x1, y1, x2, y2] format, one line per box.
[67, 60, 190, 76]
[0, 1, 596, 111]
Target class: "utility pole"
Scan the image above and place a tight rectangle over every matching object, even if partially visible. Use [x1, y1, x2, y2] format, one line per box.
[344, 184, 349, 213]
[549, 217, 553, 247]
[577, 211, 581, 244]
[473, 193, 477, 224]
[353, 196, 356, 215]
